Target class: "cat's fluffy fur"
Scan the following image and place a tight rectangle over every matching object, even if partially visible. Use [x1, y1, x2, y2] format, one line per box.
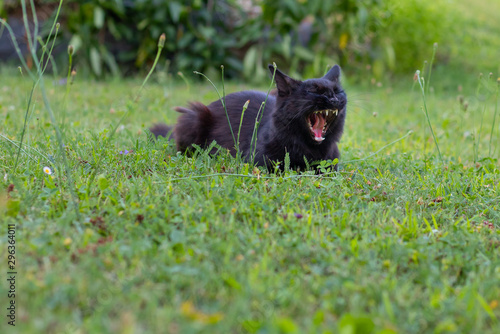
[150, 65, 347, 170]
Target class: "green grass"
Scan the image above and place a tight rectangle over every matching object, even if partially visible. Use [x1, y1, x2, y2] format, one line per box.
[1, 64, 499, 333]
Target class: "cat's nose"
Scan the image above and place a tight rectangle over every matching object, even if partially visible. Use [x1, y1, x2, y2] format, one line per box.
[330, 96, 339, 102]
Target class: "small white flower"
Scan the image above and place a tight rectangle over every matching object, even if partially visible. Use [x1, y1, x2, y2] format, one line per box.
[3, 173, 7, 182]
[43, 166, 52, 175]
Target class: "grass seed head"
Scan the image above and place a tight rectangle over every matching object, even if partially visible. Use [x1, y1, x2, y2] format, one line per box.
[158, 33, 165, 48]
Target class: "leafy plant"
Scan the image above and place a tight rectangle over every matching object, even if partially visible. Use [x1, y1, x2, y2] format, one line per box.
[61, 0, 243, 78]
[1, 0, 474, 80]
[239, 0, 458, 81]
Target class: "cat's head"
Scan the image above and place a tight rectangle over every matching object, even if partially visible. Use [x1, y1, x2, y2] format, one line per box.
[269, 65, 347, 144]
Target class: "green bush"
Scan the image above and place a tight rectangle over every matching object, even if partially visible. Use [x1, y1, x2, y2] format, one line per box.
[61, 0, 243, 78]
[240, 0, 458, 81]
[6, 0, 461, 79]
[238, 0, 362, 81]
[371, 0, 456, 76]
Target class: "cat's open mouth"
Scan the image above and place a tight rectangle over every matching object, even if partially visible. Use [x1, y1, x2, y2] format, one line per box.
[307, 109, 339, 142]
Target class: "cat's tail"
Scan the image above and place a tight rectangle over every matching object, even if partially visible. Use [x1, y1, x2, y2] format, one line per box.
[148, 102, 213, 151]
[173, 102, 213, 151]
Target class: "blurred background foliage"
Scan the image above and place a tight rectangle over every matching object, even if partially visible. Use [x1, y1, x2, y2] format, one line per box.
[1, 0, 499, 81]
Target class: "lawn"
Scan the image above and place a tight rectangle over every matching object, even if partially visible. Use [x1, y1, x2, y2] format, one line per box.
[0, 61, 499, 334]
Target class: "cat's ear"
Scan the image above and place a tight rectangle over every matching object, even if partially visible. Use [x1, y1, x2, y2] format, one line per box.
[269, 64, 300, 96]
[323, 64, 341, 82]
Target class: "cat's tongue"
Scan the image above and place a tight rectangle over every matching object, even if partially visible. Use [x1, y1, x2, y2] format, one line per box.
[311, 114, 325, 141]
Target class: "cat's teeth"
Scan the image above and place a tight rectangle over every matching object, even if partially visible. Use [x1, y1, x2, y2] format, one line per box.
[314, 136, 325, 142]
[313, 109, 340, 117]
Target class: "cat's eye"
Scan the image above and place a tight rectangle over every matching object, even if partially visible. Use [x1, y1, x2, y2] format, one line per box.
[307, 89, 327, 95]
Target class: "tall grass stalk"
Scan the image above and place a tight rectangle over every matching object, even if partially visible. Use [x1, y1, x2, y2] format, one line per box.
[29, 0, 39, 52]
[135, 33, 165, 102]
[194, 69, 236, 149]
[489, 80, 499, 157]
[250, 63, 277, 164]
[477, 102, 487, 161]
[38, 30, 60, 77]
[237, 100, 250, 152]
[471, 73, 484, 162]
[221, 66, 228, 133]
[472, 115, 477, 163]
[416, 70, 443, 164]
[420, 61, 428, 156]
[65, 45, 74, 101]
[420, 43, 437, 157]
[40, 0, 63, 73]
[20, 1, 35, 55]
[426, 43, 438, 95]
[13, 84, 36, 173]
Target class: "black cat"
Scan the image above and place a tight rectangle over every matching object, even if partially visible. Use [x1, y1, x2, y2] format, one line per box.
[150, 65, 347, 171]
